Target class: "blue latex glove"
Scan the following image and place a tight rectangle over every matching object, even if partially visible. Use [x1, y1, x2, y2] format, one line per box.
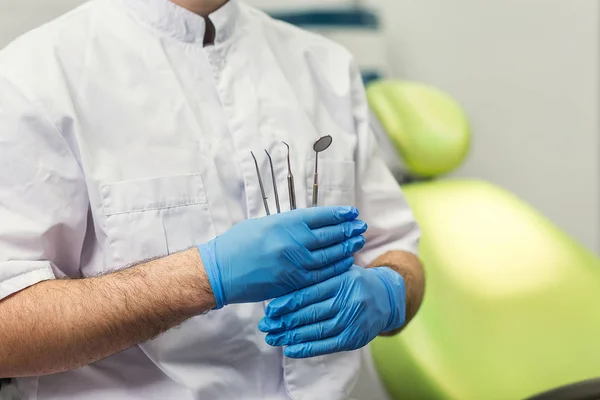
[198, 206, 367, 309]
[258, 265, 406, 358]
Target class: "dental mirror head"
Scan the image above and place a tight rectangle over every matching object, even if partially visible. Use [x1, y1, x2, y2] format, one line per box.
[313, 135, 333, 153]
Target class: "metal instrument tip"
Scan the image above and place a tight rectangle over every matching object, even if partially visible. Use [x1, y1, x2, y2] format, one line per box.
[282, 142, 292, 172]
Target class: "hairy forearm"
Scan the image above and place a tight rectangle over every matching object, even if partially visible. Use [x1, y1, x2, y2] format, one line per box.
[0, 248, 215, 378]
[367, 250, 425, 336]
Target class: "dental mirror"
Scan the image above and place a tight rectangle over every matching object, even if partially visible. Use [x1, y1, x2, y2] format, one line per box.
[313, 135, 333, 153]
[312, 135, 333, 207]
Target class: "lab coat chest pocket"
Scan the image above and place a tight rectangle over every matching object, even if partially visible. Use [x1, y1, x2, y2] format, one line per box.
[306, 159, 356, 207]
[100, 174, 215, 269]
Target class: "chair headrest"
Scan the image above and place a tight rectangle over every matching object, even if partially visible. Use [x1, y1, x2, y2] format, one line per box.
[367, 80, 471, 178]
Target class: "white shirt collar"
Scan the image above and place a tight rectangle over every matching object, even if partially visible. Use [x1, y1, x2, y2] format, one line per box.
[121, 0, 240, 44]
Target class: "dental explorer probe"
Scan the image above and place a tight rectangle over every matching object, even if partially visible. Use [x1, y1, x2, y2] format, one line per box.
[282, 142, 297, 210]
[251, 151, 270, 216]
[265, 150, 281, 213]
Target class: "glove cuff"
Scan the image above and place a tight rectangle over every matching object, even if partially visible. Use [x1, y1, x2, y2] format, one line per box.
[197, 241, 226, 310]
[372, 267, 407, 332]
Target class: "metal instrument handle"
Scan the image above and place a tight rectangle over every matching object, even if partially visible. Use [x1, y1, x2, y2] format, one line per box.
[312, 172, 319, 207]
[288, 176, 297, 210]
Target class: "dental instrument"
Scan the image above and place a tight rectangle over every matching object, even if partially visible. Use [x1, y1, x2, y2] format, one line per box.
[251, 151, 270, 216]
[282, 141, 297, 210]
[311, 135, 333, 207]
[265, 150, 281, 214]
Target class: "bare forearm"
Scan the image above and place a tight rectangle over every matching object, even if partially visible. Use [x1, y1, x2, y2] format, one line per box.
[367, 250, 425, 336]
[0, 248, 215, 378]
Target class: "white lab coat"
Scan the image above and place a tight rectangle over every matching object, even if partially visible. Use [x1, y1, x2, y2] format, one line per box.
[0, 0, 420, 398]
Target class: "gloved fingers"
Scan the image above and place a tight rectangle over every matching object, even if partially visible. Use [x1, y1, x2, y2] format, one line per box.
[265, 275, 343, 318]
[306, 236, 365, 270]
[283, 336, 346, 359]
[304, 219, 367, 251]
[259, 297, 340, 333]
[289, 206, 358, 229]
[307, 256, 353, 285]
[264, 317, 344, 347]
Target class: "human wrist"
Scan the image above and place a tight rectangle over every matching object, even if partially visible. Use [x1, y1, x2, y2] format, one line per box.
[371, 267, 407, 332]
[197, 241, 226, 309]
[149, 248, 217, 315]
[190, 247, 217, 311]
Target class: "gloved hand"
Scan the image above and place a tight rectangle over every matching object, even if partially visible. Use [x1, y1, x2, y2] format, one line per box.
[198, 206, 367, 309]
[258, 265, 406, 358]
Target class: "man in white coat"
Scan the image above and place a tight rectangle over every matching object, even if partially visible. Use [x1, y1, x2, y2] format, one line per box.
[0, 0, 424, 398]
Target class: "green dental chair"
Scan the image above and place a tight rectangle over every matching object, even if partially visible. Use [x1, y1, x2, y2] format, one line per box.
[366, 80, 600, 400]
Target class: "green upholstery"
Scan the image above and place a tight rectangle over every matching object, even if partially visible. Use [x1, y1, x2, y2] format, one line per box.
[367, 80, 600, 399]
[372, 181, 600, 399]
[371, 180, 600, 399]
[366, 81, 471, 178]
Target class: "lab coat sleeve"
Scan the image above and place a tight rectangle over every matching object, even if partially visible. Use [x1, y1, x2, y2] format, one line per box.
[351, 64, 422, 266]
[0, 74, 88, 300]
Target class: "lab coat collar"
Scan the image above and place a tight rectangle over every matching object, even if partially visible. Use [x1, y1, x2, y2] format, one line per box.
[121, 0, 240, 44]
